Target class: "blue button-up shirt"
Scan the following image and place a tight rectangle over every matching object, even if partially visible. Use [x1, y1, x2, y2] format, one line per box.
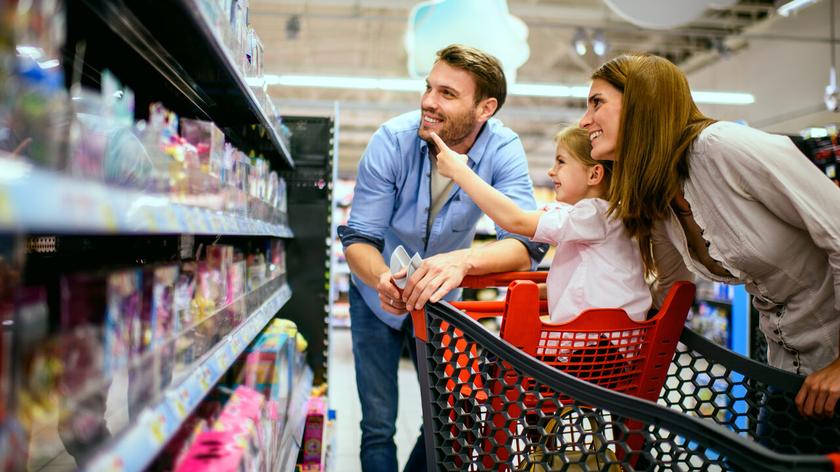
[338, 110, 547, 329]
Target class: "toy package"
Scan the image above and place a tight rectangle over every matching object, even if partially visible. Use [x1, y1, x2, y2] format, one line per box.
[267, 239, 286, 279]
[60, 271, 107, 329]
[246, 253, 266, 292]
[180, 118, 225, 187]
[207, 244, 233, 308]
[149, 265, 179, 393]
[106, 269, 142, 372]
[227, 259, 247, 324]
[174, 431, 245, 472]
[301, 396, 326, 468]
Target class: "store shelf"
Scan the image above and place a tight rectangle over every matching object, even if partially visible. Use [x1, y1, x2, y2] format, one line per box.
[179, 0, 293, 167]
[0, 157, 292, 237]
[83, 283, 292, 472]
[333, 262, 350, 275]
[698, 297, 734, 306]
[76, 0, 293, 168]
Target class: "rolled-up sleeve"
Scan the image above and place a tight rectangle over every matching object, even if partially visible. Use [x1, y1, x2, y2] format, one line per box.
[338, 127, 400, 253]
[490, 138, 549, 268]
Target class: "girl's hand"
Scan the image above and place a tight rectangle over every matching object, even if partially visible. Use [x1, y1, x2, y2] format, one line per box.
[430, 131, 468, 179]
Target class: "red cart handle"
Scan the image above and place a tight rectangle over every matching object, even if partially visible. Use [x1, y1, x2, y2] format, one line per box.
[459, 271, 548, 289]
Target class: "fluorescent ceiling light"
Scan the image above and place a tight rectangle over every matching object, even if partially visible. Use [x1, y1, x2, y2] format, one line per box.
[777, 0, 819, 17]
[255, 74, 755, 105]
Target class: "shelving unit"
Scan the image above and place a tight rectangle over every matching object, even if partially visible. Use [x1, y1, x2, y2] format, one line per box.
[73, 0, 293, 168]
[83, 284, 292, 472]
[1, 1, 334, 471]
[688, 280, 749, 355]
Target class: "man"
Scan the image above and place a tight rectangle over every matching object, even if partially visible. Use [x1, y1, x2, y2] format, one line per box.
[338, 44, 547, 472]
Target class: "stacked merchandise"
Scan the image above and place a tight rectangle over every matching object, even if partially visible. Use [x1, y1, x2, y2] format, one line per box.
[8, 239, 287, 468]
[196, 0, 290, 148]
[329, 179, 355, 327]
[0, 2, 288, 227]
[0, 1, 330, 469]
[686, 280, 734, 348]
[154, 318, 310, 471]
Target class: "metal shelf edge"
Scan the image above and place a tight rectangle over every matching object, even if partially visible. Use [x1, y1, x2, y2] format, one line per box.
[0, 157, 293, 237]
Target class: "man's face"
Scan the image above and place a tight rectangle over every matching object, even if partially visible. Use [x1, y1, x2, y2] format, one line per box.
[418, 61, 483, 153]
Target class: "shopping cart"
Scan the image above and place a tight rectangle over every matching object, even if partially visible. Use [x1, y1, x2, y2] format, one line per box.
[409, 272, 840, 471]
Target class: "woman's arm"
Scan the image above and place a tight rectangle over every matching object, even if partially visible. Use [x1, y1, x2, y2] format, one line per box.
[431, 132, 542, 237]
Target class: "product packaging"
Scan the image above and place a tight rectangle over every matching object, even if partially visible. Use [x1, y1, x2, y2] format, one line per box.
[301, 396, 326, 467]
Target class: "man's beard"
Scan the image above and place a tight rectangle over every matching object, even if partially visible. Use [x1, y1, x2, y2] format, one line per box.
[418, 108, 477, 150]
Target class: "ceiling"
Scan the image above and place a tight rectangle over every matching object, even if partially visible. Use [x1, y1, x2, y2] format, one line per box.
[249, 0, 839, 182]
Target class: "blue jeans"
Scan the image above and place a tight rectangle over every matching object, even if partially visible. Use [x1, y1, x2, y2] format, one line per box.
[349, 283, 426, 472]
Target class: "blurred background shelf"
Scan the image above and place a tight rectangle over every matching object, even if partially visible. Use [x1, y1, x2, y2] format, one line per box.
[83, 283, 292, 472]
[0, 156, 292, 237]
[73, 0, 293, 169]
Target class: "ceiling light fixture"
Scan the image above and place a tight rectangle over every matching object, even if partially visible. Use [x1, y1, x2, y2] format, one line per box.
[571, 27, 588, 56]
[591, 29, 608, 57]
[249, 75, 755, 105]
[776, 0, 820, 17]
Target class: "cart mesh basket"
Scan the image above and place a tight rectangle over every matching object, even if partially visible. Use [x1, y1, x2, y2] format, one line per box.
[411, 301, 840, 471]
[663, 328, 840, 455]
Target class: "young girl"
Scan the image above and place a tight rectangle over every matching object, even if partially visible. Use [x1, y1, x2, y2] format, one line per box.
[431, 126, 650, 323]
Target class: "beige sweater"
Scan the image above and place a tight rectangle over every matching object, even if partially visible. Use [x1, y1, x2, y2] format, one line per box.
[652, 121, 840, 375]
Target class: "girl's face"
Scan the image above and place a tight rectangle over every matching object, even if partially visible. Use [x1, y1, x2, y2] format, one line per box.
[579, 78, 623, 161]
[547, 144, 595, 205]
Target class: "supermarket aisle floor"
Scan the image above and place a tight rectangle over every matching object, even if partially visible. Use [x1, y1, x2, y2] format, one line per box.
[329, 327, 424, 472]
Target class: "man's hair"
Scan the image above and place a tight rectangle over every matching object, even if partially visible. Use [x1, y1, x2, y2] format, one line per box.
[591, 53, 716, 276]
[436, 44, 507, 115]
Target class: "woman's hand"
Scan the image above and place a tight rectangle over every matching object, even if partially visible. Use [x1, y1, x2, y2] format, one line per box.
[795, 356, 840, 418]
[430, 132, 468, 179]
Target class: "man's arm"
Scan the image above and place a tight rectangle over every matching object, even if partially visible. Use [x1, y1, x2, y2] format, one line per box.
[401, 237, 531, 310]
[337, 126, 406, 315]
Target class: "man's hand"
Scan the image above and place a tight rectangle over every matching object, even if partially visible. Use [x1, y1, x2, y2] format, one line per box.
[795, 357, 840, 418]
[430, 132, 468, 180]
[402, 250, 470, 310]
[376, 269, 408, 315]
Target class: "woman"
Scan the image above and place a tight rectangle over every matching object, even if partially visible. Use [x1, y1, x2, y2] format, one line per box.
[579, 53, 840, 422]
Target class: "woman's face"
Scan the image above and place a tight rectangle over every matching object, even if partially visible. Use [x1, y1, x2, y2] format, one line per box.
[579, 78, 623, 161]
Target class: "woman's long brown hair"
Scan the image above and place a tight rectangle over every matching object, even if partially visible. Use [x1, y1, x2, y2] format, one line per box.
[592, 54, 716, 276]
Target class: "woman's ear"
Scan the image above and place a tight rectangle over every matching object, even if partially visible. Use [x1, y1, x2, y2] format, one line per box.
[588, 164, 605, 186]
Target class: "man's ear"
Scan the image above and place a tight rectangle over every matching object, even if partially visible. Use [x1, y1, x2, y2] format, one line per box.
[476, 97, 498, 122]
[588, 164, 605, 186]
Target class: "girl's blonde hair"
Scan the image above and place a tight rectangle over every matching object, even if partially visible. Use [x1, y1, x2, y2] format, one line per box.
[591, 54, 715, 276]
[554, 125, 611, 189]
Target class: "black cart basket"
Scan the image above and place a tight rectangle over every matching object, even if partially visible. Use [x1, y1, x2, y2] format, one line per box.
[409, 299, 840, 471]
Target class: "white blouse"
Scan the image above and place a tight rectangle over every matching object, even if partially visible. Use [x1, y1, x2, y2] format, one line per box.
[652, 121, 840, 375]
[532, 198, 651, 324]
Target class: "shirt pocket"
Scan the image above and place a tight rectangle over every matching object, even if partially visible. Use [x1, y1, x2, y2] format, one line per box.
[449, 196, 475, 232]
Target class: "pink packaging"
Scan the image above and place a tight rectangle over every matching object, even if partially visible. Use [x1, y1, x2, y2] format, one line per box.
[302, 396, 326, 466]
[174, 431, 244, 472]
